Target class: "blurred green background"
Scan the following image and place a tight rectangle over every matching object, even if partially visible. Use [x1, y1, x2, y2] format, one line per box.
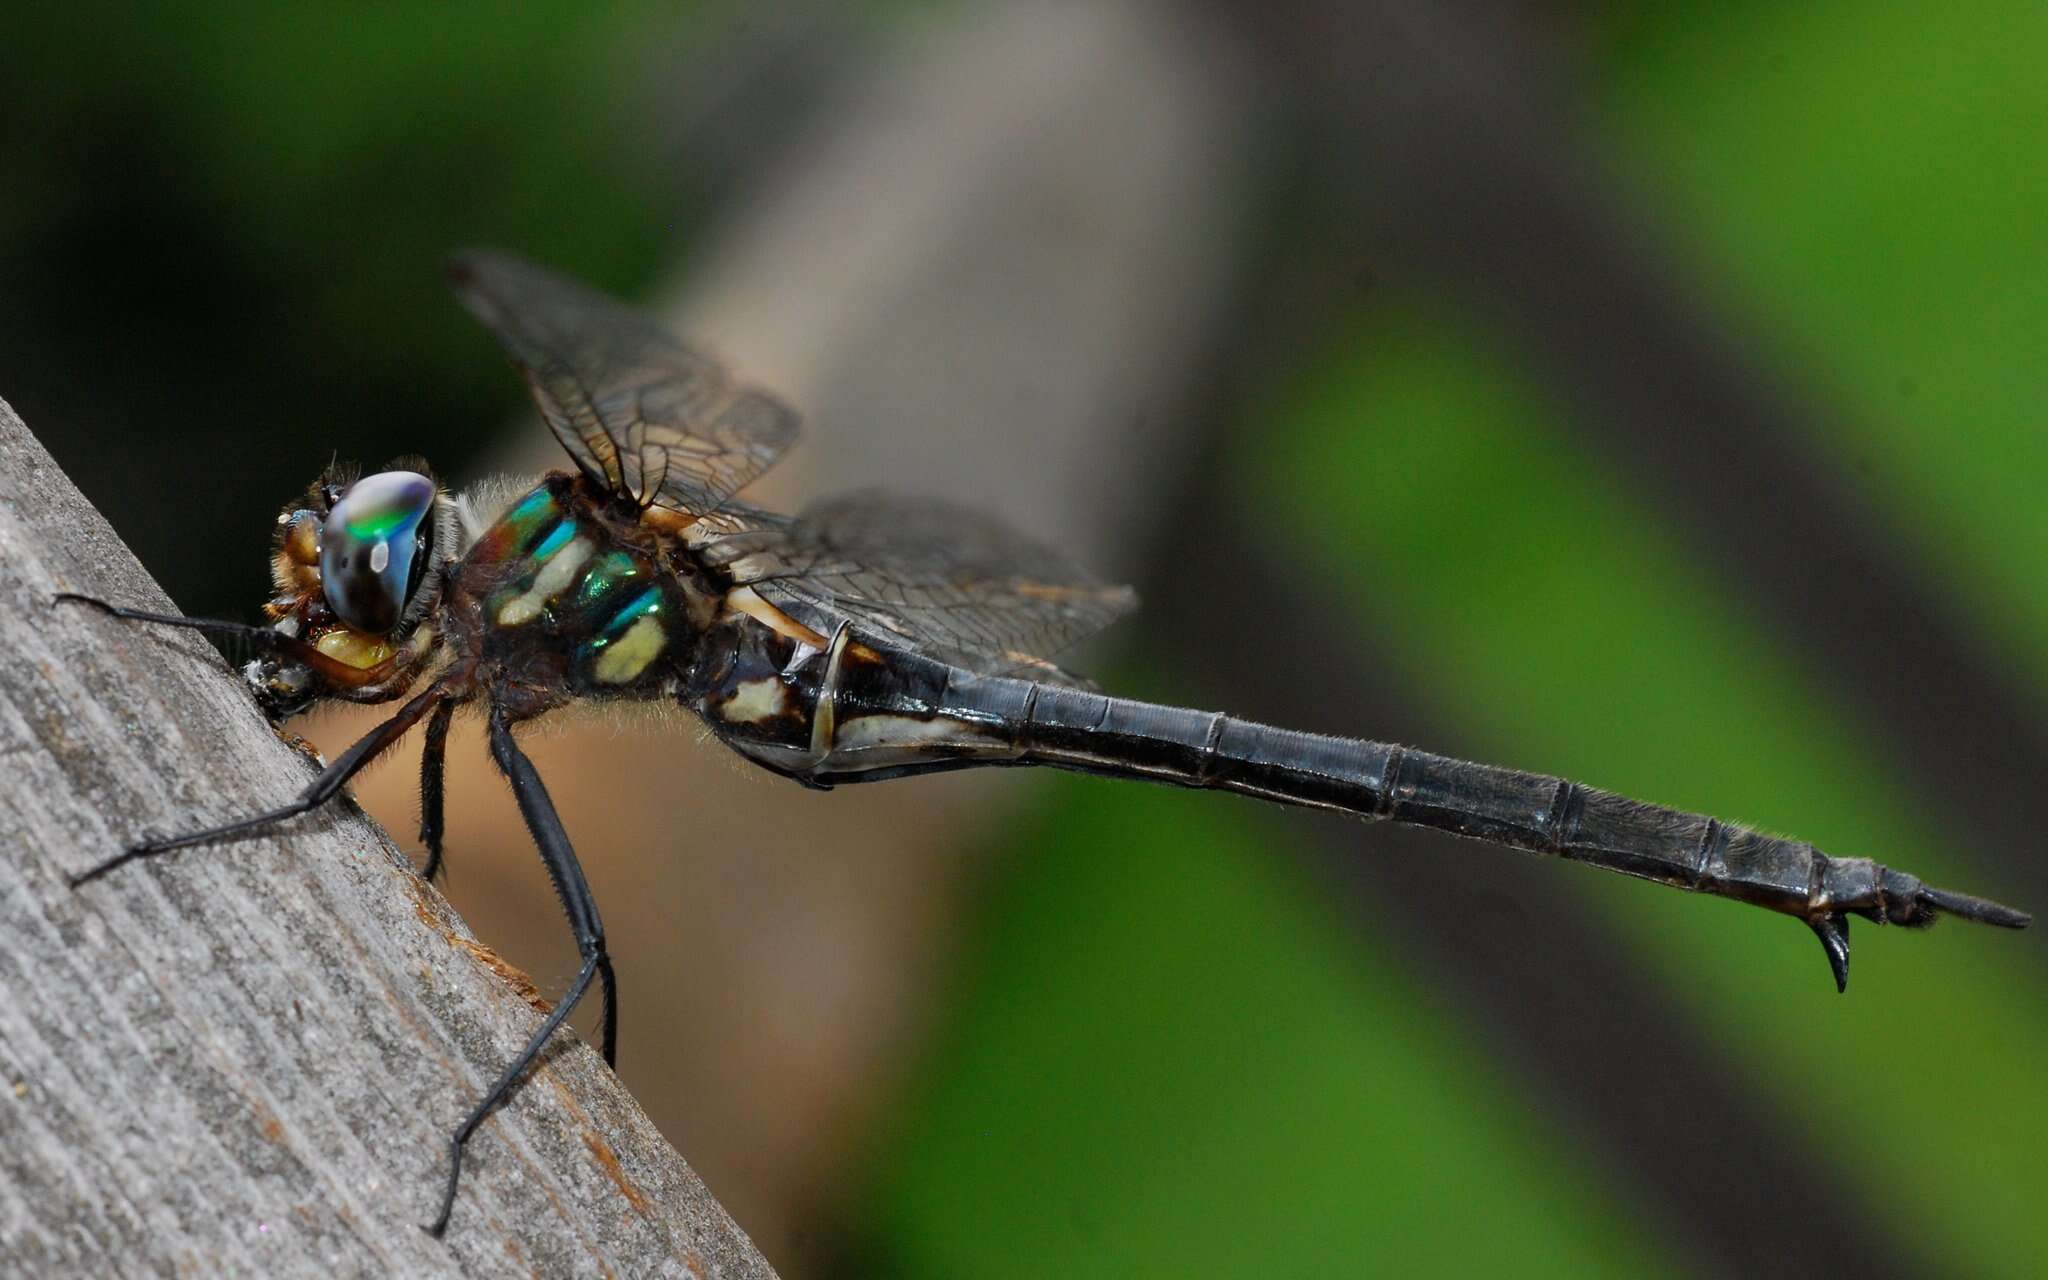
[3, 4, 2041, 1277]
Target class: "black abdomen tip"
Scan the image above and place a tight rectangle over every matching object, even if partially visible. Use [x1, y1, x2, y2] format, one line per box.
[1920, 885, 2032, 929]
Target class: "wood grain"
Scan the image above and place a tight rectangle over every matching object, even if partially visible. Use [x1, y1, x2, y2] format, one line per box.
[0, 396, 775, 1278]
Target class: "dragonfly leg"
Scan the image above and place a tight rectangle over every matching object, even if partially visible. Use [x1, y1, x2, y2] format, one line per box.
[55, 592, 287, 648]
[69, 684, 448, 887]
[428, 706, 615, 1238]
[428, 947, 603, 1238]
[417, 698, 456, 883]
[55, 592, 396, 691]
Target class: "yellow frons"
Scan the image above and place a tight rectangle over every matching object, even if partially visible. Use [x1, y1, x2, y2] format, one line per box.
[316, 628, 396, 669]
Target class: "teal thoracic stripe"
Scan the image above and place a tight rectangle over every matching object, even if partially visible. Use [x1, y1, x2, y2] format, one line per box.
[501, 486, 557, 541]
[532, 518, 577, 561]
[580, 581, 671, 684]
[601, 585, 664, 637]
[578, 550, 642, 608]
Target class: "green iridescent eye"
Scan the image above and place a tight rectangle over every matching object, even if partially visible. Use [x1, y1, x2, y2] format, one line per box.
[320, 470, 436, 634]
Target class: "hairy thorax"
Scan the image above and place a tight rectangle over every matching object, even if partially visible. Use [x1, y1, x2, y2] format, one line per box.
[443, 473, 720, 718]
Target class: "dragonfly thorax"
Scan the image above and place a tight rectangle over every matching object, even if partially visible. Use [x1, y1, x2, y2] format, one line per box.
[446, 475, 714, 709]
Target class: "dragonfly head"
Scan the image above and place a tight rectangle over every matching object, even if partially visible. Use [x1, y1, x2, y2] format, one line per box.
[250, 459, 456, 717]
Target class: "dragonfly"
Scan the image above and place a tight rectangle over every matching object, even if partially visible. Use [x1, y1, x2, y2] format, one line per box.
[59, 251, 2031, 1236]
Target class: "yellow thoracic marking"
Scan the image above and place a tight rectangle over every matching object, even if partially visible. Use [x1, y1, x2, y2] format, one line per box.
[723, 585, 828, 648]
[496, 537, 594, 626]
[591, 614, 667, 684]
[315, 628, 396, 670]
[719, 677, 791, 723]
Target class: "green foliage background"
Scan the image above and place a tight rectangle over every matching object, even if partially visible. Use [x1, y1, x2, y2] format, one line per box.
[866, 7, 2047, 1277]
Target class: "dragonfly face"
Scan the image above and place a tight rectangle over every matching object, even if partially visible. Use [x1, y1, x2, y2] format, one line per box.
[247, 460, 456, 719]
[54, 249, 2026, 1238]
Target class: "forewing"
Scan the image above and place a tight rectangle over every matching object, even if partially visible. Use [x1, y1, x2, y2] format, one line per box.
[449, 250, 800, 516]
[702, 491, 1138, 685]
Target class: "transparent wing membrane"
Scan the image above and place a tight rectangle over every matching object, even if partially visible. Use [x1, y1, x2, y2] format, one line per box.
[702, 491, 1138, 684]
[450, 249, 799, 517]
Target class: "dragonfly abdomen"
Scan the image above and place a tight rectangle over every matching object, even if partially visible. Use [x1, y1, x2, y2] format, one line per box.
[799, 642, 2019, 979]
[1024, 690, 1888, 924]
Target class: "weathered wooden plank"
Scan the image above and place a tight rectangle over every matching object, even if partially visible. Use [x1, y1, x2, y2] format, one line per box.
[0, 396, 775, 1279]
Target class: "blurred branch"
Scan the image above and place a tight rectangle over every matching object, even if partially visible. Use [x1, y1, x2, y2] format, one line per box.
[452, 5, 1259, 1269]
[1159, 5, 1934, 1275]
[0, 397, 774, 1276]
[1220, 0, 2048, 932]
[1153, 432, 1908, 1280]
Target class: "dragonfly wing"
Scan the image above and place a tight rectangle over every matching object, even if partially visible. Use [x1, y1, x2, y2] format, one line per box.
[449, 250, 800, 517]
[702, 490, 1137, 686]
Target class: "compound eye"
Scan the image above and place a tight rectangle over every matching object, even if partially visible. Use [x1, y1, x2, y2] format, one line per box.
[320, 470, 436, 634]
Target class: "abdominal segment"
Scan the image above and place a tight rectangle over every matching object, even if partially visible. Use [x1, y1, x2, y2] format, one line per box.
[697, 615, 1016, 778]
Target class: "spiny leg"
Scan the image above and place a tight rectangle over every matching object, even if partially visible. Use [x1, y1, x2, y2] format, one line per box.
[487, 707, 617, 1067]
[54, 592, 381, 688]
[427, 705, 617, 1238]
[418, 697, 456, 883]
[70, 684, 449, 887]
[55, 593, 288, 647]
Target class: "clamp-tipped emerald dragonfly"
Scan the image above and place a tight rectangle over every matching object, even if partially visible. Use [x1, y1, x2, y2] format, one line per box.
[58, 251, 2030, 1236]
